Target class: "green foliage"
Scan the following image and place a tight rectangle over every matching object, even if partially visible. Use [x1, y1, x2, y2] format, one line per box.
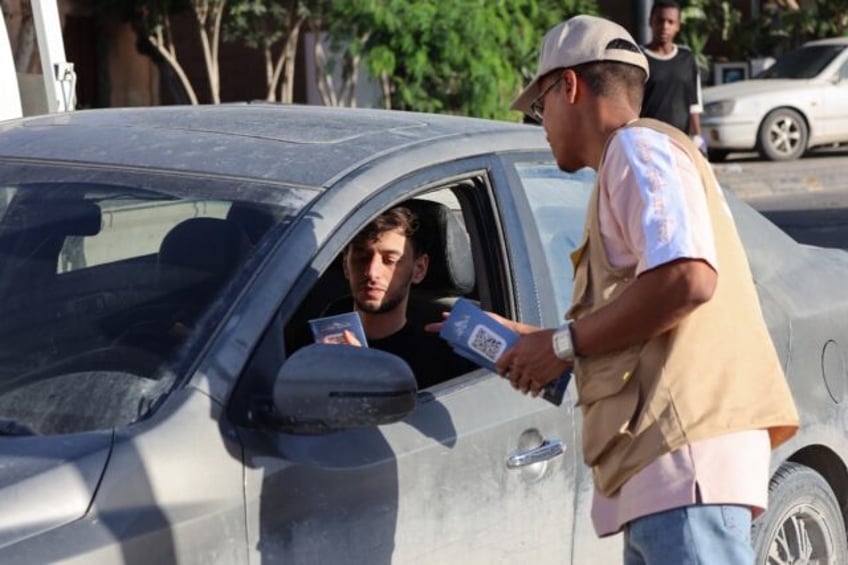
[95, 0, 601, 117]
[322, 0, 599, 121]
[226, 1, 311, 49]
[753, 0, 848, 54]
[677, 0, 848, 65]
[677, 0, 742, 70]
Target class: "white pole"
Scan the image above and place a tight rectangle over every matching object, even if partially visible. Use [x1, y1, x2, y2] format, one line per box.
[0, 6, 23, 120]
[31, 0, 75, 112]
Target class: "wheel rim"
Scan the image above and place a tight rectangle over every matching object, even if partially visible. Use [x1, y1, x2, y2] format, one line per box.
[766, 503, 837, 564]
[767, 115, 803, 158]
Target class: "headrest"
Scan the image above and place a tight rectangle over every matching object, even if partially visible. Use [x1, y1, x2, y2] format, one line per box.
[158, 217, 251, 278]
[401, 199, 475, 295]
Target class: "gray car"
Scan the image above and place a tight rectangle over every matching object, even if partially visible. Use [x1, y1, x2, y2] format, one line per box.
[0, 104, 846, 564]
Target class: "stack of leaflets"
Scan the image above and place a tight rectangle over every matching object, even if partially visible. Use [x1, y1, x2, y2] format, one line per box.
[308, 311, 369, 347]
[439, 298, 570, 406]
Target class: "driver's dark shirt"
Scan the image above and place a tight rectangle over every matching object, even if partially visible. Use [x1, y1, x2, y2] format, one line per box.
[369, 322, 476, 389]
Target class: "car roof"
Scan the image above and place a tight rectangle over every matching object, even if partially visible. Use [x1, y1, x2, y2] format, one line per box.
[0, 104, 546, 189]
[803, 37, 848, 47]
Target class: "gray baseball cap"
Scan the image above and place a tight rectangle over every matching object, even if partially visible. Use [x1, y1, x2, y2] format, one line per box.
[511, 15, 649, 116]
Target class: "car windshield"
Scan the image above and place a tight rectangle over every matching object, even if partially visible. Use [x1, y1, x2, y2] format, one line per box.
[0, 173, 297, 436]
[757, 44, 845, 79]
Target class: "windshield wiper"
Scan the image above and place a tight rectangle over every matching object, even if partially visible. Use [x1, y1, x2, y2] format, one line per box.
[0, 418, 37, 436]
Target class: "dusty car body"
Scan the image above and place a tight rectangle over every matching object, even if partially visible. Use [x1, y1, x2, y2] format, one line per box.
[702, 37, 848, 161]
[0, 104, 846, 564]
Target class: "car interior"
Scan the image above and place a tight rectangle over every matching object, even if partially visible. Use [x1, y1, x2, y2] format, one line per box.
[0, 185, 284, 434]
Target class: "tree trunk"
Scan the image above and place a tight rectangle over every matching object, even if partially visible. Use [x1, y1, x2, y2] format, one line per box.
[312, 31, 337, 106]
[267, 15, 304, 103]
[194, 0, 225, 104]
[148, 20, 199, 105]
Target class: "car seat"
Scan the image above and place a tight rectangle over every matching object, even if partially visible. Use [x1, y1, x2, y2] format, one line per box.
[117, 217, 252, 354]
[401, 198, 476, 328]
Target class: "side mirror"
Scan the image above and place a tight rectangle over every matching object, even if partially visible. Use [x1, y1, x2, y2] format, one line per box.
[267, 343, 417, 434]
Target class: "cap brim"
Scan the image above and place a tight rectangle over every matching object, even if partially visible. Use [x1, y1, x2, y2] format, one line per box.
[510, 75, 543, 116]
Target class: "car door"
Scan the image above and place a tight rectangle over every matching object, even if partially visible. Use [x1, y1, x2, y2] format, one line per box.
[492, 154, 624, 564]
[817, 53, 848, 142]
[234, 157, 579, 564]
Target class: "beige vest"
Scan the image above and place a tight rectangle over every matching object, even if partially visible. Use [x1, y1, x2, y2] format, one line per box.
[567, 118, 799, 497]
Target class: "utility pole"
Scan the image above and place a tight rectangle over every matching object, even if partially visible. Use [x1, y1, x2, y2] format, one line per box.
[31, 0, 75, 112]
[635, 0, 651, 45]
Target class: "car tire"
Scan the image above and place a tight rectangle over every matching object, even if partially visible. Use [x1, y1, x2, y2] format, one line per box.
[752, 462, 847, 564]
[757, 108, 808, 161]
[707, 149, 730, 162]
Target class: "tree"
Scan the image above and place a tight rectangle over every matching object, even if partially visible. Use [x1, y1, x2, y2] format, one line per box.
[96, 0, 228, 104]
[225, 0, 309, 103]
[320, 0, 598, 120]
[761, 0, 848, 48]
[677, 0, 742, 71]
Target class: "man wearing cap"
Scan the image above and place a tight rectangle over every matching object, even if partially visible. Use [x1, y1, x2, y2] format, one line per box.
[494, 14, 799, 564]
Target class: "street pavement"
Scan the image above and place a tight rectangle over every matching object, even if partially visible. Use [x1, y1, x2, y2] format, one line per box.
[712, 146, 848, 206]
[713, 146, 848, 249]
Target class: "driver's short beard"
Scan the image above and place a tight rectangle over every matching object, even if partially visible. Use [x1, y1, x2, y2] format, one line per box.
[354, 289, 405, 315]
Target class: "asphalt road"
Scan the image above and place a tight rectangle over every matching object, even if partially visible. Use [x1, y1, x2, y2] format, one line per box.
[713, 146, 848, 250]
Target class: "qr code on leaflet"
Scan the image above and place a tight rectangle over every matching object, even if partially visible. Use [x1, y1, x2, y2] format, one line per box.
[467, 324, 507, 363]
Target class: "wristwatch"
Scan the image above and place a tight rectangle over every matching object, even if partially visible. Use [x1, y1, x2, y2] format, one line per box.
[552, 322, 575, 361]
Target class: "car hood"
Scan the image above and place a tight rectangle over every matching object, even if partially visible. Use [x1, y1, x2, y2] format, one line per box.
[0, 431, 112, 549]
[704, 79, 817, 102]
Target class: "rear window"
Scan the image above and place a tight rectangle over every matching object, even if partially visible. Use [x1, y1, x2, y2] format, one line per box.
[757, 44, 845, 79]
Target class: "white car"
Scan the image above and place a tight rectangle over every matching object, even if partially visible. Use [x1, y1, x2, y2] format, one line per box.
[702, 37, 848, 161]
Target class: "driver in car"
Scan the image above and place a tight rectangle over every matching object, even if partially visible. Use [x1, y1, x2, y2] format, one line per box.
[318, 205, 474, 389]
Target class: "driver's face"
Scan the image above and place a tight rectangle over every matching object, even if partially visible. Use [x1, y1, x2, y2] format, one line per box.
[344, 229, 427, 315]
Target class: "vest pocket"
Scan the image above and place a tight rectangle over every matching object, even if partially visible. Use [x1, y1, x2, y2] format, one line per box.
[574, 344, 641, 405]
[575, 345, 642, 467]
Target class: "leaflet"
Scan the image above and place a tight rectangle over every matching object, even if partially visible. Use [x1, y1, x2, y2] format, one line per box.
[308, 311, 369, 347]
[439, 297, 570, 406]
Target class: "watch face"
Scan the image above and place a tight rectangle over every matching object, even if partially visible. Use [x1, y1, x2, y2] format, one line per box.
[554, 328, 573, 359]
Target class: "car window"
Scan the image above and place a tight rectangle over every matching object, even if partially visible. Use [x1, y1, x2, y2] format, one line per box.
[0, 179, 292, 435]
[757, 44, 845, 79]
[513, 163, 595, 315]
[280, 186, 478, 384]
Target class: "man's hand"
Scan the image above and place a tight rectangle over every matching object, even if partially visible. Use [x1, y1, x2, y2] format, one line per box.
[318, 329, 363, 347]
[496, 329, 572, 397]
[691, 134, 708, 156]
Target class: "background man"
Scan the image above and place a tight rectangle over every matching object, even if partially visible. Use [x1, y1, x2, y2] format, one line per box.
[328, 205, 474, 388]
[500, 14, 798, 564]
[640, 1, 707, 153]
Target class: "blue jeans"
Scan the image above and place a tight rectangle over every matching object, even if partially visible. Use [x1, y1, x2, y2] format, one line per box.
[623, 504, 754, 565]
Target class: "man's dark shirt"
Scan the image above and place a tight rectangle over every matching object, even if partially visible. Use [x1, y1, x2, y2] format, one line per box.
[370, 322, 476, 390]
[640, 44, 699, 134]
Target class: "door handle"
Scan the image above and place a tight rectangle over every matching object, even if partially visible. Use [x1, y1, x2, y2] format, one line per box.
[506, 439, 565, 469]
